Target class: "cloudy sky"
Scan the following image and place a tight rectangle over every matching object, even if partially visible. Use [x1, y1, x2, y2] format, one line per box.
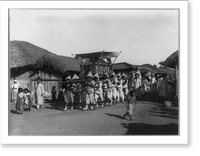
[10, 9, 178, 65]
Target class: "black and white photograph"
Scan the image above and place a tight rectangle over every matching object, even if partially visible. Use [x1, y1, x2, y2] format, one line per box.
[8, 8, 180, 136]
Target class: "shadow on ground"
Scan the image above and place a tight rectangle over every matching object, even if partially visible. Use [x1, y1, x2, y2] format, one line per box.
[121, 123, 178, 135]
[149, 105, 178, 119]
[10, 110, 19, 114]
[44, 99, 65, 111]
[105, 113, 125, 120]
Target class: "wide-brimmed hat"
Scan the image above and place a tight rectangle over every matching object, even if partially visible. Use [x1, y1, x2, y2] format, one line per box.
[87, 71, 93, 78]
[72, 74, 79, 80]
[65, 75, 71, 80]
[94, 73, 99, 79]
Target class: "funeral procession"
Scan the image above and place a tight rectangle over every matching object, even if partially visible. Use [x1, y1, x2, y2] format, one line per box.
[9, 10, 179, 136]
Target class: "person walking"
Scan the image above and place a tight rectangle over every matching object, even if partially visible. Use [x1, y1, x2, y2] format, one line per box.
[94, 73, 104, 108]
[122, 73, 129, 100]
[83, 72, 95, 110]
[123, 90, 137, 121]
[35, 77, 45, 109]
[72, 74, 82, 109]
[116, 73, 124, 103]
[63, 75, 74, 111]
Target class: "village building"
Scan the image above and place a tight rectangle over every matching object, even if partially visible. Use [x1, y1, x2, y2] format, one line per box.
[10, 40, 81, 99]
[163, 50, 179, 98]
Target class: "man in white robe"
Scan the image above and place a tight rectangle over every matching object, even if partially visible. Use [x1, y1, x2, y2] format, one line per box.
[35, 77, 45, 109]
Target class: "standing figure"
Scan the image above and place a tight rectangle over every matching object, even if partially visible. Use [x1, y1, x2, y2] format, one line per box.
[72, 74, 82, 109]
[102, 73, 112, 106]
[83, 72, 95, 110]
[51, 86, 57, 101]
[123, 90, 137, 121]
[122, 73, 129, 100]
[159, 74, 169, 102]
[35, 77, 45, 109]
[116, 73, 124, 103]
[12, 80, 21, 102]
[110, 72, 118, 104]
[15, 88, 25, 114]
[134, 73, 142, 98]
[150, 73, 157, 95]
[135, 67, 142, 80]
[94, 73, 104, 108]
[63, 75, 74, 111]
[24, 88, 32, 111]
[142, 77, 150, 93]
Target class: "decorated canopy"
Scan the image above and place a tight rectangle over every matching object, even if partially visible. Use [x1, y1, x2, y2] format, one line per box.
[76, 51, 119, 59]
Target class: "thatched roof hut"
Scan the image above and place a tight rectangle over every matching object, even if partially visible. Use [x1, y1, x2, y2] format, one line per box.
[113, 62, 137, 70]
[163, 50, 178, 68]
[10, 40, 81, 74]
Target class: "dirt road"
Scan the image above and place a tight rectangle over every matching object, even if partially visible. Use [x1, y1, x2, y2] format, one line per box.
[9, 99, 178, 135]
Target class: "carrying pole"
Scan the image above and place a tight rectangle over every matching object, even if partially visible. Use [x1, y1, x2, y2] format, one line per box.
[112, 51, 122, 64]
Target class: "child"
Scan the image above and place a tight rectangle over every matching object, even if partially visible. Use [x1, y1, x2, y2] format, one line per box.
[51, 86, 57, 101]
[15, 88, 25, 114]
[24, 88, 32, 111]
[123, 90, 137, 121]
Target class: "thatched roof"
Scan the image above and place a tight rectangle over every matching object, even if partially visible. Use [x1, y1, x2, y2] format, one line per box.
[10, 40, 81, 73]
[163, 50, 178, 68]
[140, 64, 175, 75]
[113, 62, 137, 70]
[113, 62, 175, 75]
[139, 64, 160, 73]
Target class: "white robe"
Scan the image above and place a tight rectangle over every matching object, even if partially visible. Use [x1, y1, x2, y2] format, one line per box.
[36, 83, 45, 105]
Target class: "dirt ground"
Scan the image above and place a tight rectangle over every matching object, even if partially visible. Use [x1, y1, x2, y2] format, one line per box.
[9, 98, 178, 136]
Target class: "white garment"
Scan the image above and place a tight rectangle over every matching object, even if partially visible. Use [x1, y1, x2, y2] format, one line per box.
[24, 93, 30, 104]
[36, 83, 45, 105]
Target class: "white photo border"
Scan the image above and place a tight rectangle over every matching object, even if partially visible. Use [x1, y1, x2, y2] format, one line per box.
[0, 1, 188, 144]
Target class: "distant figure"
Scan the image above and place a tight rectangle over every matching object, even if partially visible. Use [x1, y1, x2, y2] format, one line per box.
[159, 75, 169, 102]
[123, 90, 137, 121]
[12, 80, 21, 102]
[35, 77, 45, 109]
[150, 73, 157, 95]
[51, 86, 57, 101]
[134, 73, 142, 98]
[135, 67, 142, 80]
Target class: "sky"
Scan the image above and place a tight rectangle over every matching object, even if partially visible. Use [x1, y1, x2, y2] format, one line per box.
[10, 9, 178, 66]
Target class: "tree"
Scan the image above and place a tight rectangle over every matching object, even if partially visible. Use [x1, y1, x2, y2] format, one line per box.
[153, 64, 158, 68]
[159, 61, 164, 68]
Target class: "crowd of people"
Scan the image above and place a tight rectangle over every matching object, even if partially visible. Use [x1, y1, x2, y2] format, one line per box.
[11, 68, 177, 116]
[55, 68, 177, 112]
